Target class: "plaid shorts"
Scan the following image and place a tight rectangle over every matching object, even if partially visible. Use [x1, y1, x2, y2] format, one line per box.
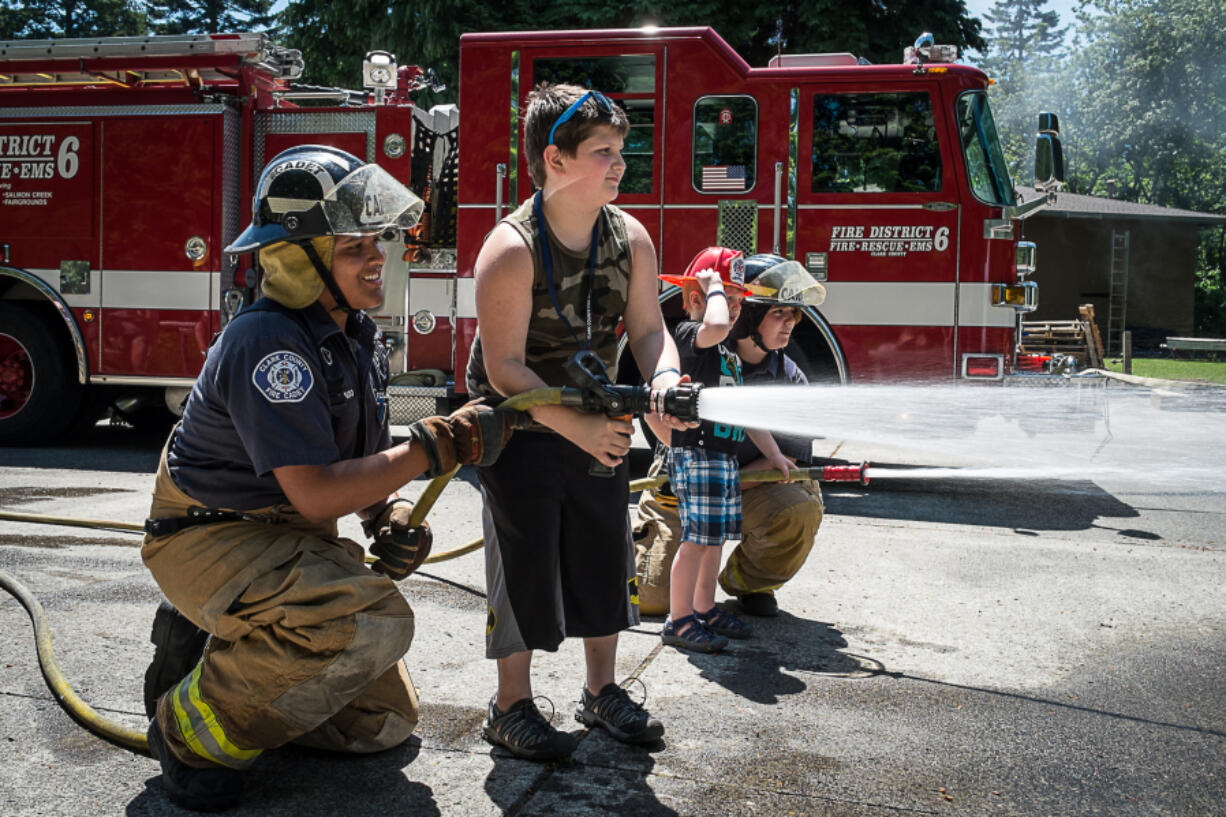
[668, 446, 741, 547]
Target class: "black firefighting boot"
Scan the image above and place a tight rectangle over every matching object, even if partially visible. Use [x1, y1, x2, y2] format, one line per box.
[144, 599, 209, 718]
[146, 718, 244, 811]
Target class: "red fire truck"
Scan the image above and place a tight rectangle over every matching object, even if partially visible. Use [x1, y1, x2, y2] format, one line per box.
[0, 27, 1063, 445]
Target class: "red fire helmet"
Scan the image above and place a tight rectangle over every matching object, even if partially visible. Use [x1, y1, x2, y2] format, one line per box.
[659, 246, 752, 295]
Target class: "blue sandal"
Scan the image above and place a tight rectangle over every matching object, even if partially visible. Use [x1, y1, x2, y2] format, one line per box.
[696, 606, 753, 639]
[662, 614, 728, 653]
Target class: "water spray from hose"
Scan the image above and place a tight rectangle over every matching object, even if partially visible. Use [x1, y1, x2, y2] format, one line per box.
[696, 381, 1226, 490]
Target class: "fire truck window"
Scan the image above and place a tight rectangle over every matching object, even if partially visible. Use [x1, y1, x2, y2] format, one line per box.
[692, 96, 758, 194]
[620, 99, 655, 195]
[955, 92, 1016, 207]
[533, 55, 657, 194]
[811, 93, 941, 194]
[534, 56, 655, 94]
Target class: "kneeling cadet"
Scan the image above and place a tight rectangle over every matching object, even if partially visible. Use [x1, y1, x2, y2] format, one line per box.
[141, 145, 516, 811]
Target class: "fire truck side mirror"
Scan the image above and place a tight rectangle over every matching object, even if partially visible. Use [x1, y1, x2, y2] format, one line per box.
[1034, 110, 1065, 192]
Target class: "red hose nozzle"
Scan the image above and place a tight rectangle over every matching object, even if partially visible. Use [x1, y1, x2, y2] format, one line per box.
[816, 463, 870, 486]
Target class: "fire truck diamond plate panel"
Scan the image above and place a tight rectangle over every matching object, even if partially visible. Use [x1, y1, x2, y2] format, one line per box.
[388, 387, 448, 425]
[717, 200, 758, 256]
[255, 111, 377, 171]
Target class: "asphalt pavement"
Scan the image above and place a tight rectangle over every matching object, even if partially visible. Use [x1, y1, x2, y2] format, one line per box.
[1, 421, 1224, 816]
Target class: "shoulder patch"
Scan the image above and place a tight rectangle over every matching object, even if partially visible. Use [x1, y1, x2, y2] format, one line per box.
[252, 350, 314, 403]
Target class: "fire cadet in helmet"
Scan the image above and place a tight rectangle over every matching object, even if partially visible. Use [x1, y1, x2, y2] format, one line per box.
[140, 144, 517, 811]
[635, 254, 827, 619]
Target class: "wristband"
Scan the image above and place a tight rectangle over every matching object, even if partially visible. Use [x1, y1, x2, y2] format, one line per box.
[649, 367, 680, 384]
[705, 289, 727, 300]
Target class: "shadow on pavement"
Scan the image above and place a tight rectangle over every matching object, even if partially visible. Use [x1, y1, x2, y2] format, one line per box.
[676, 613, 865, 704]
[823, 464, 1144, 534]
[129, 737, 441, 815]
[0, 422, 168, 474]
[484, 734, 678, 816]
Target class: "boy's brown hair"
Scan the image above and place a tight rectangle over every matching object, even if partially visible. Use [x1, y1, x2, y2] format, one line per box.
[523, 82, 630, 189]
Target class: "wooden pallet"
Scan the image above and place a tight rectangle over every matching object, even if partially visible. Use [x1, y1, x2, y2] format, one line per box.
[1020, 305, 1104, 368]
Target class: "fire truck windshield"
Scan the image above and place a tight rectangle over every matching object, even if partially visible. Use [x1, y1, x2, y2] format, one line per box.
[956, 92, 1016, 208]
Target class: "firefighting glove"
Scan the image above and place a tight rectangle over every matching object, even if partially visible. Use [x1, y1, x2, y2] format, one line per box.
[363, 499, 433, 580]
[407, 401, 524, 477]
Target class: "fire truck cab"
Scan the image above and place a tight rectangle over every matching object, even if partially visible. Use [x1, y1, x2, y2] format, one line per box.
[457, 27, 1063, 390]
[0, 27, 1063, 446]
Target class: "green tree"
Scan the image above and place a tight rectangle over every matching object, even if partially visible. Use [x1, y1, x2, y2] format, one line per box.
[554, 0, 985, 67]
[978, 0, 1066, 83]
[278, 0, 986, 106]
[975, 0, 1070, 185]
[278, 0, 563, 105]
[2, 0, 146, 38]
[1070, 0, 1226, 334]
[147, 0, 274, 36]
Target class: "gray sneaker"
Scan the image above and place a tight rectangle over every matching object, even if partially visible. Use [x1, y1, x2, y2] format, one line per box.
[482, 697, 577, 761]
[576, 682, 665, 744]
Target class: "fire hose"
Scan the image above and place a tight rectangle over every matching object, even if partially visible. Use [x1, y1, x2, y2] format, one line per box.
[0, 350, 866, 755]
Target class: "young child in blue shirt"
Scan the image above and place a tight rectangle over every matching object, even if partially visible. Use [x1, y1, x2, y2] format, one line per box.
[658, 246, 792, 652]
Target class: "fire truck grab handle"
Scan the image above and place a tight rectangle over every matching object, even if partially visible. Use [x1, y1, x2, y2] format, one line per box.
[495, 163, 507, 224]
[772, 162, 784, 255]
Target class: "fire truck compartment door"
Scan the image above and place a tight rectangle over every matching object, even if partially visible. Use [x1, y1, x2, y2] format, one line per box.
[100, 115, 220, 378]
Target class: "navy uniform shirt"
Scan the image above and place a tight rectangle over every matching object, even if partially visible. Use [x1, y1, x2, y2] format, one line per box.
[168, 298, 391, 511]
[735, 348, 812, 465]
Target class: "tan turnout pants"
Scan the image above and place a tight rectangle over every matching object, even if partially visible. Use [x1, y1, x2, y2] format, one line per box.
[142, 452, 419, 770]
[633, 475, 824, 616]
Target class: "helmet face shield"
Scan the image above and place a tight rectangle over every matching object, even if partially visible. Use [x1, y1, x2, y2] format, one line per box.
[227, 145, 423, 254]
[745, 260, 826, 308]
[324, 164, 424, 238]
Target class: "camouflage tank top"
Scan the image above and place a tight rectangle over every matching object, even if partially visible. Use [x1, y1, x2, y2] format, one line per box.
[466, 196, 632, 400]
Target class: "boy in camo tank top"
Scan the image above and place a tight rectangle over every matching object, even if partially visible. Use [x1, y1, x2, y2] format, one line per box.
[467, 83, 692, 760]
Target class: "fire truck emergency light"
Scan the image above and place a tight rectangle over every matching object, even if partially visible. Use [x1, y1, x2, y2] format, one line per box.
[904, 33, 958, 67]
[992, 282, 1038, 311]
[363, 50, 397, 104]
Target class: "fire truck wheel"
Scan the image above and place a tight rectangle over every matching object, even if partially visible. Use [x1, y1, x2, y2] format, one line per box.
[0, 303, 82, 446]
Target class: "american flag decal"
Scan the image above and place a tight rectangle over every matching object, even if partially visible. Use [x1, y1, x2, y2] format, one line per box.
[701, 164, 746, 192]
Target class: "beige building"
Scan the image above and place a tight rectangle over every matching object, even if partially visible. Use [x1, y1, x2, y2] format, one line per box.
[1016, 186, 1225, 353]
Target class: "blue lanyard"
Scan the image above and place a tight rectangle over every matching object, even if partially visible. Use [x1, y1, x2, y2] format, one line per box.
[533, 191, 600, 351]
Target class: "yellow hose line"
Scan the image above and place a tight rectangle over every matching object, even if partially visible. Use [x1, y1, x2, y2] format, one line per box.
[0, 509, 143, 533]
[0, 569, 149, 754]
[423, 537, 483, 564]
[402, 388, 567, 538]
[406, 464, 460, 529]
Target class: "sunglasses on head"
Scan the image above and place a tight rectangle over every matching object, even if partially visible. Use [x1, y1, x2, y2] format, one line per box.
[547, 90, 614, 147]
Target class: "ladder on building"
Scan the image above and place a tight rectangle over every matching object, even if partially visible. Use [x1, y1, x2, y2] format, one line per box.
[1106, 230, 1130, 355]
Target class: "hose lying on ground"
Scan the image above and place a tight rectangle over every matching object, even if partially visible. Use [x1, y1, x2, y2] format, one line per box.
[0, 568, 150, 754]
[0, 383, 865, 755]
